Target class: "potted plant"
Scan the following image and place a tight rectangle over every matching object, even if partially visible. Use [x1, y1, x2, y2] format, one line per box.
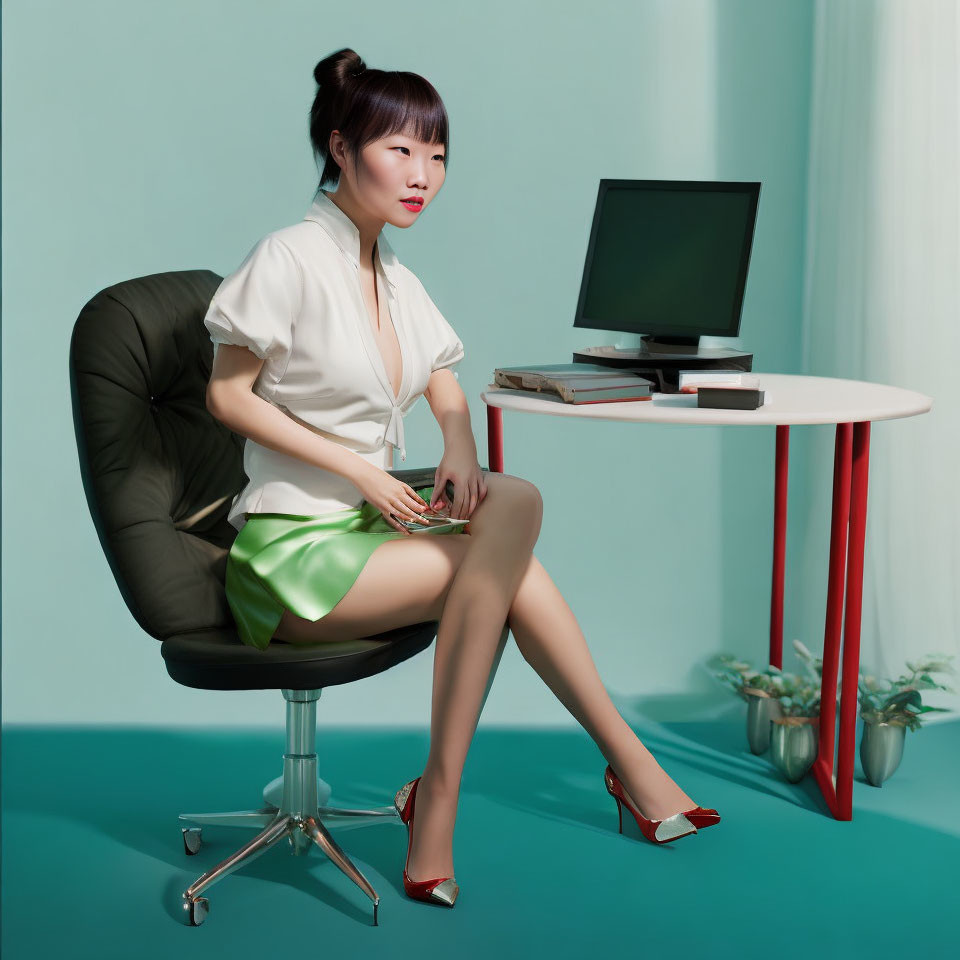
[858, 653, 955, 786]
[767, 670, 822, 783]
[713, 655, 785, 754]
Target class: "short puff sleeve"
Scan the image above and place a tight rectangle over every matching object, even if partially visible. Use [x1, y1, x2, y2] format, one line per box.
[203, 234, 302, 361]
[424, 289, 465, 378]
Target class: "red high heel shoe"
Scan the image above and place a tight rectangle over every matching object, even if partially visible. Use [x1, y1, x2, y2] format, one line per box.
[393, 777, 459, 907]
[603, 764, 698, 844]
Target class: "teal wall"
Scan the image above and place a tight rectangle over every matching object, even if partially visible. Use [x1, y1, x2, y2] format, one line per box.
[1, 0, 814, 727]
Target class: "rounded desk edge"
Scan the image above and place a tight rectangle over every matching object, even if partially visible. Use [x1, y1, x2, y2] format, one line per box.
[479, 374, 933, 426]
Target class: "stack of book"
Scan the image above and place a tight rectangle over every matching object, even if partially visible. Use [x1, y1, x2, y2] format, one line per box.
[491, 363, 656, 405]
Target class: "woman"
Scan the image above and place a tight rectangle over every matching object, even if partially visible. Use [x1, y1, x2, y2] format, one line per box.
[204, 47, 719, 909]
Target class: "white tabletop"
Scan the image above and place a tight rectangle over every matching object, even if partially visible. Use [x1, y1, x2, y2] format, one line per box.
[480, 373, 933, 426]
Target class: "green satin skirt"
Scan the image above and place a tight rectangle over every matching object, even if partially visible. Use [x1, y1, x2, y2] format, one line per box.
[225, 485, 460, 651]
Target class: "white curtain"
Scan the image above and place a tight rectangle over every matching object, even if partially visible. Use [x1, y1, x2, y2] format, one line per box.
[801, 0, 959, 710]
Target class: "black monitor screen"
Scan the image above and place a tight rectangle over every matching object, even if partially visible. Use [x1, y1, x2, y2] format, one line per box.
[574, 180, 760, 339]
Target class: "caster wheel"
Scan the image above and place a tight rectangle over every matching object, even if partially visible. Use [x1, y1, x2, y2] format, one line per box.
[182, 827, 202, 856]
[183, 896, 209, 926]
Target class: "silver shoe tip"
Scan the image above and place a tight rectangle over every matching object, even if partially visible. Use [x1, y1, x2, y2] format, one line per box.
[430, 878, 459, 905]
[654, 812, 697, 842]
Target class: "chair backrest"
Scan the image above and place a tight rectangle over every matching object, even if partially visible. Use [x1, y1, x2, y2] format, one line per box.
[70, 268, 246, 642]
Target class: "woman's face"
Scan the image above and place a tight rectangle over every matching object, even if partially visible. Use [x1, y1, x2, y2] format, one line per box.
[333, 128, 446, 227]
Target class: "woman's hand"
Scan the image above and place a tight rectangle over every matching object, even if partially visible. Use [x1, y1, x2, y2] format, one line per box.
[354, 464, 434, 535]
[431, 449, 487, 520]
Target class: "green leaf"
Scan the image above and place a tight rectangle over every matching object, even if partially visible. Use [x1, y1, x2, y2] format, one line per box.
[884, 690, 922, 709]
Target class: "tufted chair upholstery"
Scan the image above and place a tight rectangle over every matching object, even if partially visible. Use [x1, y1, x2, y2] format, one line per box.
[69, 267, 447, 687]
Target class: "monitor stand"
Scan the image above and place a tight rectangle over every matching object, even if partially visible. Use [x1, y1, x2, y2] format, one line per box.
[572, 335, 753, 393]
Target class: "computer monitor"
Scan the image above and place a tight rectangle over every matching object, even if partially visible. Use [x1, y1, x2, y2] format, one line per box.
[573, 179, 761, 349]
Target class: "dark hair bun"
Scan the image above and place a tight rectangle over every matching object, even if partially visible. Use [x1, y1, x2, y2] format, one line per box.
[313, 48, 366, 89]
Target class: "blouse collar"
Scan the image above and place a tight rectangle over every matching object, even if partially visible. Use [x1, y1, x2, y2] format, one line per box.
[303, 189, 402, 291]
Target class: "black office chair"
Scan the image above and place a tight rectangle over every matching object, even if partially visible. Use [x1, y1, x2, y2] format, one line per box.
[69, 268, 504, 927]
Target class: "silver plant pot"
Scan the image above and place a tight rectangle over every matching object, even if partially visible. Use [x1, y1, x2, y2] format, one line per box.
[770, 718, 819, 782]
[744, 689, 783, 755]
[859, 718, 907, 787]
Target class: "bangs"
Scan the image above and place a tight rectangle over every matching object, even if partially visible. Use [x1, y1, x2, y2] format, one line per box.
[348, 71, 449, 155]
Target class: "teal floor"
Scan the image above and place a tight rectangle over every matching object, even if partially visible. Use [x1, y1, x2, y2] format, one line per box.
[3, 717, 958, 958]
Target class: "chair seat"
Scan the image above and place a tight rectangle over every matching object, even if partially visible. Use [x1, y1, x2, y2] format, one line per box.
[161, 623, 437, 690]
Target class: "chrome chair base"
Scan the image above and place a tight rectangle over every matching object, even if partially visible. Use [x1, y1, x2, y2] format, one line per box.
[178, 688, 398, 927]
[262, 771, 330, 808]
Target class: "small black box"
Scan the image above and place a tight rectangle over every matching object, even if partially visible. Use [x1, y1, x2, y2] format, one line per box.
[697, 387, 765, 410]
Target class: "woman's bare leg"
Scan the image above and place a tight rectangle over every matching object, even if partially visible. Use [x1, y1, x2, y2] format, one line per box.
[507, 554, 697, 821]
[406, 474, 542, 882]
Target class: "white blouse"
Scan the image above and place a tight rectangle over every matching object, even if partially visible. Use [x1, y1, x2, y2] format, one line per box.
[203, 190, 465, 531]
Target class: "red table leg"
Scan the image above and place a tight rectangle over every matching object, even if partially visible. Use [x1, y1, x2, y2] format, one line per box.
[816, 425, 852, 781]
[769, 425, 790, 669]
[812, 421, 870, 820]
[486, 405, 504, 473]
[835, 421, 871, 818]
